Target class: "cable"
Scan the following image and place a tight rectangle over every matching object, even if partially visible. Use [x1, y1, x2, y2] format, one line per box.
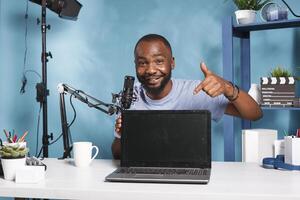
[282, 0, 300, 17]
[37, 145, 43, 158]
[20, 0, 41, 94]
[49, 134, 63, 145]
[20, 0, 29, 94]
[23, 0, 29, 73]
[35, 105, 42, 157]
[68, 94, 78, 145]
[24, 70, 42, 79]
[36, 133, 64, 158]
[68, 94, 77, 129]
[36, 93, 78, 158]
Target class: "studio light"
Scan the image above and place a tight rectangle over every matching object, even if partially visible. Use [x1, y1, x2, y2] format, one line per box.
[30, 0, 82, 20]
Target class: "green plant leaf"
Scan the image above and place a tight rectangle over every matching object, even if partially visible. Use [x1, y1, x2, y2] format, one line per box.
[232, 0, 271, 10]
[0, 144, 29, 158]
[269, 66, 292, 77]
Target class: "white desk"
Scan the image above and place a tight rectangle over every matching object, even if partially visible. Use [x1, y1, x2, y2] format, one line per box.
[0, 158, 300, 200]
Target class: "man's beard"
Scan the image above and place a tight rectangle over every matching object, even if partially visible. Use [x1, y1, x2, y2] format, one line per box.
[137, 71, 172, 96]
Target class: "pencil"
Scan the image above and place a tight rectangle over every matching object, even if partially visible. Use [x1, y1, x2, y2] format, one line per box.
[19, 131, 28, 142]
[3, 129, 13, 143]
[3, 129, 9, 140]
[13, 135, 17, 143]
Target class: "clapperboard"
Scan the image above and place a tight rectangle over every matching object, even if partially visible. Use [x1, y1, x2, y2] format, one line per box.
[260, 77, 295, 107]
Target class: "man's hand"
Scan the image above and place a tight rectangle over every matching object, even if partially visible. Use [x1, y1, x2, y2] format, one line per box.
[193, 62, 233, 97]
[115, 115, 122, 136]
[112, 116, 122, 159]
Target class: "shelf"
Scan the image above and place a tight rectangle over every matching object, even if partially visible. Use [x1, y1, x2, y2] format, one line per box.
[233, 18, 300, 33]
[261, 107, 300, 111]
[222, 16, 300, 161]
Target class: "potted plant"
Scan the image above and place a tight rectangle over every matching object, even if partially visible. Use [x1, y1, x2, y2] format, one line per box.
[260, 66, 297, 107]
[0, 143, 29, 181]
[232, 0, 271, 24]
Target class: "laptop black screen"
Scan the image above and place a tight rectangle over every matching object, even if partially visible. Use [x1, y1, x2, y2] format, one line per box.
[121, 110, 211, 168]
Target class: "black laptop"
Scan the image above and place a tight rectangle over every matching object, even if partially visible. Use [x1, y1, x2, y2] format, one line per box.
[105, 110, 211, 184]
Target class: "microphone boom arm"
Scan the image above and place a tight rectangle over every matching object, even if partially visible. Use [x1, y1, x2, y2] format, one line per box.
[57, 83, 120, 159]
[79, 91, 116, 115]
[58, 83, 120, 115]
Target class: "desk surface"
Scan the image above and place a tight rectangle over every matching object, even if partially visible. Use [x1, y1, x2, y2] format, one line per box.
[0, 158, 300, 200]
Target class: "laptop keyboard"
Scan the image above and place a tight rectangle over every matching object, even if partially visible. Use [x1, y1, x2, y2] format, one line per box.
[117, 167, 209, 176]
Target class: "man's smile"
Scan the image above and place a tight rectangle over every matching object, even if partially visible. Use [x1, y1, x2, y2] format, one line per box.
[145, 76, 162, 85]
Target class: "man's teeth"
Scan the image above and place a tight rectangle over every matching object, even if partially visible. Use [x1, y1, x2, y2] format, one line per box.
[147, 77, 160, 80]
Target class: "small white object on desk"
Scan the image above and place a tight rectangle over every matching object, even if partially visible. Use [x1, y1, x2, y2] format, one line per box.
[284, 136, 300, 165]
[1, 158, 26, 181]
[273, 139, 284, 157]
[73, 142, 99, 167]
[14, 157, 46, 183]
[15, 165, 45, 183]
[242, 129, 277, 163]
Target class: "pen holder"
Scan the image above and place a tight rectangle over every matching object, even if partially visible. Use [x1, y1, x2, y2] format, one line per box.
[284, 136, 300, 165]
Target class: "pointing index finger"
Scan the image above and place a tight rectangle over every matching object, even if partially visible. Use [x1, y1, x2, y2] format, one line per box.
[193, 81, 204, 95]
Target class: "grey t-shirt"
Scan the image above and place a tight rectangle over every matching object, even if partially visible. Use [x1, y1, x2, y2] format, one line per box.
[114, 78, 229, 138]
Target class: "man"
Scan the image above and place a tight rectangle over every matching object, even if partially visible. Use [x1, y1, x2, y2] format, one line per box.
[112, 34, 262, 159]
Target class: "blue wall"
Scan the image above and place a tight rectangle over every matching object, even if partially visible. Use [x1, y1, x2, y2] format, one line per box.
[0, 0, 299, 160]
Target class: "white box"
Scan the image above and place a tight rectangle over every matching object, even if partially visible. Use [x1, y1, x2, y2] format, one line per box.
[274, 139, 285, 157]
[242, 129, 277, 163]
[284, 136, 300, 165]
[15, 166, 45, 183]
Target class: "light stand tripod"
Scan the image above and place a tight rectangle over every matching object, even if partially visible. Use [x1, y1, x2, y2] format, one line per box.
[30, 0, 82, 157]
[35, 0, 52, 158]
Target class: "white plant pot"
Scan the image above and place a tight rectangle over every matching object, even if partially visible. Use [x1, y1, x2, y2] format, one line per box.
[1, 157, 26, 181]
[235, 10, 256, 24]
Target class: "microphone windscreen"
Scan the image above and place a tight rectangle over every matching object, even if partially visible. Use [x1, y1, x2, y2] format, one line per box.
[121, 76, 135, 109]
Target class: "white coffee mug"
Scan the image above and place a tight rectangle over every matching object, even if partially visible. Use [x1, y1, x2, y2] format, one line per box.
[73, 142, 99, 167]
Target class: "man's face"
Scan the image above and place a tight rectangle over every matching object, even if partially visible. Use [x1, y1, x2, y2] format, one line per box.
[135, 40, 174, 95]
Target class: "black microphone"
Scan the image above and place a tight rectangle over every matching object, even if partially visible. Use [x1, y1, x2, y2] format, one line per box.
[121, 76, 135, 109]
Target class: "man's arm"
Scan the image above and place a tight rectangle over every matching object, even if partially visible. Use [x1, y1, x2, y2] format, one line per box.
[111, 116, 122, 159]
[111, 138, 121, 159]
[224, 88, 262, 120]
[193, 62, 262, 121]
